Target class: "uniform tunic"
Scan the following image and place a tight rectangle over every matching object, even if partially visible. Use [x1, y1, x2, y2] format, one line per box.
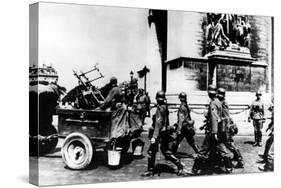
[208, 98, 229, 158]
[100, 86, 122, 110]
[146, 103, 182, 172]
[177, 103, 191, 130]
[249, 99, 265, 143]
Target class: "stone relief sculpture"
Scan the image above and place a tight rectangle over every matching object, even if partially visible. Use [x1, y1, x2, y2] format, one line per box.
[206, 13, 251, 53]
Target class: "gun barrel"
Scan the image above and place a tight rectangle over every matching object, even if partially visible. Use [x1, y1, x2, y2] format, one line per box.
[79, 67, 98, 76]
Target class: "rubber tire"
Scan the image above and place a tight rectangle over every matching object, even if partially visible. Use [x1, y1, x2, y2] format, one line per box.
[61, 132, 94, 170]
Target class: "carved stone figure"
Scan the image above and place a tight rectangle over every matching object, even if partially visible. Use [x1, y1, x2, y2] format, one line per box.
[206, 13, 251, 52]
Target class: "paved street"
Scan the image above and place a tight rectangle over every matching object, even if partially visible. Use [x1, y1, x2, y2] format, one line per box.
[32, 133, 273, 186]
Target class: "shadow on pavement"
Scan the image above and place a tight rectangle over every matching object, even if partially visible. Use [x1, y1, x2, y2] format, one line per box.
[243, 141, 255, 145]
[176, 152, 195, 159]
[154, 163, 176, 176]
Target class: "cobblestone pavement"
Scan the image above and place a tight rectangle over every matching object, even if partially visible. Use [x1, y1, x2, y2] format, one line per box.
[32, 134, 273, 186]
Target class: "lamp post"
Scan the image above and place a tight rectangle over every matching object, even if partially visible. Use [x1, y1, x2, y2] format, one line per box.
[130, 71, 134, 82]
[137, 66, 150, 93]
[129, 71, 134, 105]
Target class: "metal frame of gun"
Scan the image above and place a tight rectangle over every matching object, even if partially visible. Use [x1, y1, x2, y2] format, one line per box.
[79, 64, 105, 85]
[73, 64, 105, 106]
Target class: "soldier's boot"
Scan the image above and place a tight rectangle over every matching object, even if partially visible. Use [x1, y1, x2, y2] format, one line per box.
[235, 159, 244, 168]
[257, 131, 262, 147]
[192, 157, 200, 174]
[233, 150, 244, 168]
[253, 131, 258, 146]
[258, 160, 273, 172]
[141, 155, 156, 176]
[223, 156, 233, 173]
[263, 137, 273, 160]
[165, 153, 189, 176]
[192, 144, 201, 154]
[176, 162, 190, 176]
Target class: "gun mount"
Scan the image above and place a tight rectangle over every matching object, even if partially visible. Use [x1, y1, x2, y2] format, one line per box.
[62, 64, 105, 109]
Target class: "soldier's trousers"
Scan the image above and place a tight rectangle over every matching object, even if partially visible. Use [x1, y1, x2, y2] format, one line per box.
[172, 128, 200, 154]
[146, 137, 183, 172]
[200, 132, 211, 155]
[208, 134, 232, 170]
[263, 133, 274, 160]
[253, 120, 263, 144]
[225, 138, 243, 162]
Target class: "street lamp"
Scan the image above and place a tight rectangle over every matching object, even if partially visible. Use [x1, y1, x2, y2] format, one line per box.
[130, 71, 134, 81]
[129, 71, 134, 105]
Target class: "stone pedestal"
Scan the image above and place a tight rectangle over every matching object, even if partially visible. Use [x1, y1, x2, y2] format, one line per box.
[205, 46, 266, 92]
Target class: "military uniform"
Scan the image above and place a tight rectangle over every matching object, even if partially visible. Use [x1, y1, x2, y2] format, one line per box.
[100, 85, 122, 111]
[249, 93, 265, 146]
[262, 103, 274, 162]
[172, 99, 200, 154]
[219, 95, 244, 168]
[136, 91, 147, 124]
[143, 91, 186, 176]
[208, 97, 233, 172]
[259, 103, 274, 171]
[200, 85, 216, 154]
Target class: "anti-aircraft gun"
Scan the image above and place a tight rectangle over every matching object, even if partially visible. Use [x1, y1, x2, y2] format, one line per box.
[62, 64, 105, 109]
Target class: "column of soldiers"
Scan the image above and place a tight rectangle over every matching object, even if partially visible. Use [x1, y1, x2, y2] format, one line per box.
[142, 85, 245, 176]
[98, 76, 273, 174]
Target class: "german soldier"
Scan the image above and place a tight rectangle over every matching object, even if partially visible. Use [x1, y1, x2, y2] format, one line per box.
[136, 88, 147, 124]
[259, 97, 274, 171]
[99, 77, 122, 111]
[217, 88, 244, 168]
[248, 91, 265, 147]
[207, 85, 232, 173]
[142, 91, 187, 176]
[200, 85, 217, 154]
[172, 92, 200, 154]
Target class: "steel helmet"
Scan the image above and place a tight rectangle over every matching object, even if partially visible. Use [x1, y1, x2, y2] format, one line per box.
[156, 91, 166, 101]
[217, 88, 226, 98]
[208, 84, 217, 95]
[178, 92, 187, 100]
[256, 91, 262, 96]
[110, 77, 118, 85]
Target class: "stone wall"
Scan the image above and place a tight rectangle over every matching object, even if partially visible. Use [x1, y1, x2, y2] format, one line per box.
[167, 11, 205, 60]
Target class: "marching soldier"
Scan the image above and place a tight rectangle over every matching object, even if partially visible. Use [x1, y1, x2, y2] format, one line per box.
[206, 85, 232, 173]
[200, 85, 217, 154]
[142, 91, 188, 176]
[217, 88, 244, 168]
[172, 92, 200, 154]
[248, 91, 265, 147]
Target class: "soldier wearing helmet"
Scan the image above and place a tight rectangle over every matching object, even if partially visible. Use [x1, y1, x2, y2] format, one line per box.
[209, 86, 232, 173]
[199, 85, 217, 154]
[259, 96, 274, 171]
[248, 91, 265, 147]
[172, 92, 200, 154]
[196, 85, 232, 173]
[136, 88, 147, 124]
[99, 77, 122, 110]
[142, 91, 188, 176]
[217, 88, 244, 168]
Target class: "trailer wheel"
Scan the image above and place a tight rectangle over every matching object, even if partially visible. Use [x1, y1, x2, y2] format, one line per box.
[61, 133, 94, 170]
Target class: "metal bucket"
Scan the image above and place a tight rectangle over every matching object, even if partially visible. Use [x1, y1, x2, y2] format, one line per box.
[107, 147, 122, 166]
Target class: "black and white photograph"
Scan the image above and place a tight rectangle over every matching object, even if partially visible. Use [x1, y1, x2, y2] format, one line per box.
[29, 2, 274, 186]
